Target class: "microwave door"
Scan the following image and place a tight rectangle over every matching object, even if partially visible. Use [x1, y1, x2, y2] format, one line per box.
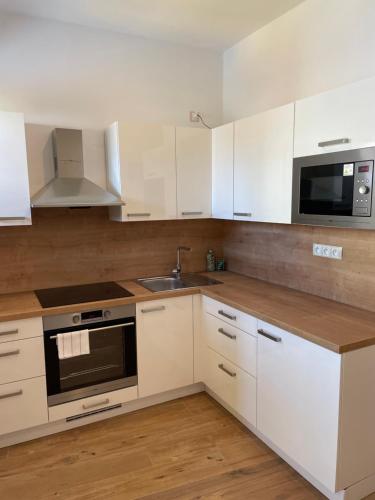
[299, 163, 354, 216]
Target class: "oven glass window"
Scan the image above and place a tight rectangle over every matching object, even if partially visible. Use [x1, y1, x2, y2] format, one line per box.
[58, 325, 129, 393]
[300, 163, 354, 216]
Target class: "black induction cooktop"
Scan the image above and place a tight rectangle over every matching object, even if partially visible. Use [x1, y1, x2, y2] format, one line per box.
[35, 281, 134, 308]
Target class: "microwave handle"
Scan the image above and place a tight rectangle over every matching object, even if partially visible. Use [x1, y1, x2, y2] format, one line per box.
[318, 138, 350, 148]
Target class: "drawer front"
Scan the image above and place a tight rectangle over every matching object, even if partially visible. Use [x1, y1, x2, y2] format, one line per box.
[204, 347, 256, 427]
[0, 337, 45, 385]
[203, 312, 257, 377]
[202, 296, 257, 335]
[0, 377, 48, 436]
[48, 386, 138, 422]
[0, 317, 43, 344]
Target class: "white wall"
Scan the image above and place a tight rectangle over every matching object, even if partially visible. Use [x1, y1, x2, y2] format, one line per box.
[223, 0, 375, 122]
[0, 12, 222, 129]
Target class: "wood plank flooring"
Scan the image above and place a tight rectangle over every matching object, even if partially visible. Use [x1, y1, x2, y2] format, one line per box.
[0, 393, 326, 499]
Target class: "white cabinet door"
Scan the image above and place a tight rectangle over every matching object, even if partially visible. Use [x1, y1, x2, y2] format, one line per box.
[212, 123, 233, 219]
[0, 111, 31, 226]
[136, 296, 194, 398]
[234, 103, 294, 224]
[294, 76, 375, 158]
[106, 122, 177, 221]
[176, 127, 212, 219]
[257, 320, 341, 491]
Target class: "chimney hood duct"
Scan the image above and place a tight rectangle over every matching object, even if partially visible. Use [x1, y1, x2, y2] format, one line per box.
[31, 128, 123, 208]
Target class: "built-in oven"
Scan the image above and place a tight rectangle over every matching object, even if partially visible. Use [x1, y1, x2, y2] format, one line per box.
[44, 304, 137, 406]
[292, 146, 375, 228]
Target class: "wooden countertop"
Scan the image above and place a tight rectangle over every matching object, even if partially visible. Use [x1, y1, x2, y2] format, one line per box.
[0, 272, 374, 353]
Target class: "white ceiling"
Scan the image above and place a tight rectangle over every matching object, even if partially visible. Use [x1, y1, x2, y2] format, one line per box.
[0, 0, 305, 50]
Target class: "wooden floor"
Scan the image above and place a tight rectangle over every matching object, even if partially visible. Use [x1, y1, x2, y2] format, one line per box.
[0, 393, 326, 500]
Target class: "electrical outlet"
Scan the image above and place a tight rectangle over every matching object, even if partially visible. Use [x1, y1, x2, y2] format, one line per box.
[313, 243, 343, 260]
[189, 111, 200, 123]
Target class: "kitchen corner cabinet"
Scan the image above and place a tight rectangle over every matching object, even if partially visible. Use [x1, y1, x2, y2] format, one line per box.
[0, 111, 31, 226]
[233, 103, 294, 224]
[176, 127, 212, 219]
[294, 76, 375, 158]
[212, 122, 234, 220]
[136, 296, 194, 398]
[105, 122, 177, 221]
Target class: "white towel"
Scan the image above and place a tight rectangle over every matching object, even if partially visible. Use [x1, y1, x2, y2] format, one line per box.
[56, 330, 90, 359]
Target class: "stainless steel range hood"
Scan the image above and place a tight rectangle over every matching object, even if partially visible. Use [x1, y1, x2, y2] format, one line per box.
[31, 128, 123, 208]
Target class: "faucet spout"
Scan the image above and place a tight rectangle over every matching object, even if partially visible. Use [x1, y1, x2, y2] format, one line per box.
[173, 246, 191, 278]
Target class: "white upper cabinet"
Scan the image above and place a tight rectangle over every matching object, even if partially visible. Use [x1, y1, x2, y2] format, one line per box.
[233, 103, 294, 224]
[176, 127, 212, 219]
[0, 111, 31, 226]
[106, 122, 177, 221]
[294, 76, 375, 158]
[212, 123, 234, 220]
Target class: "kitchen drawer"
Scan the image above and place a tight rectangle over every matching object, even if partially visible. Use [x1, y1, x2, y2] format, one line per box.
[0, 337, 45, 385]
[202, 296, 257, 335]
[0, 376, 48, 435]
[204, 347, 256, 426]
[202, 312, 256, 377]
[48, 385, 138, 422]
[0, 317, 43, 344]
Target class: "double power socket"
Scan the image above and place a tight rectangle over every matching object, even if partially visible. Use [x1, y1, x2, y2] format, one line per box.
[313, 243, 343, 260]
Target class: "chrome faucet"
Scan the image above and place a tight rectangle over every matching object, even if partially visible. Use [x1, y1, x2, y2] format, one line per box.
[173, 246, 191, 278]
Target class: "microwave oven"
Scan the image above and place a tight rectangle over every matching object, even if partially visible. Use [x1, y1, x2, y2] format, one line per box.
[292, 147, 375, 229]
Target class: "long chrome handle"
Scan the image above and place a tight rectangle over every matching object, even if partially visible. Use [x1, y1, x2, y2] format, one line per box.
[0, 349, 20, 358]
[127, 213, 151, 217]
[218, 363, 236, 378]
[141, 305, 166, 313]
[181, 211, 203, 215]
[233, 212, 252, 217]
[218, 328, 236, 340]
[318, 138, 350, 147]
[0, 217, 27, 221]
[0, 329, 18, 337]
[0, 389, 23, 400]
[82, 398, 110, 410]
[49, 321, 135, 339]
[218, 310, 236, 321]
[258, 329, 282, 343]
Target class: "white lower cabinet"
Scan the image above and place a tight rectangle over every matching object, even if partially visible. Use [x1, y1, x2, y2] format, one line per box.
[0, 377, 48, 435]
[204, 347, 256, 427]
[0, 337, 45, 385]
[257, 320, 341, 492]
[136, 296, 194, 398]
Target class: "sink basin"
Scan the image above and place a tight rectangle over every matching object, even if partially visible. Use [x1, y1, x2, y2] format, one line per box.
[137, 273, 222, 293]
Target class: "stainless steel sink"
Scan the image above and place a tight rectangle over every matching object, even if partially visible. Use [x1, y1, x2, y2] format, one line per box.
[137, 273, 222, 293]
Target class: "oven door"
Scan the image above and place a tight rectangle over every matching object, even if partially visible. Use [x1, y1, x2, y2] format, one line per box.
[292, 147, 375, 228]
[45, 320, 137, 406]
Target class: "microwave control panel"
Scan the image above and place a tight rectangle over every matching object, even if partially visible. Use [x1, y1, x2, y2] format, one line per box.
[352, 161, 374, 216]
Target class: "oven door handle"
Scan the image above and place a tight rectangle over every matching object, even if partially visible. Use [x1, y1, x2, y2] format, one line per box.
[48, 321, 135, 339]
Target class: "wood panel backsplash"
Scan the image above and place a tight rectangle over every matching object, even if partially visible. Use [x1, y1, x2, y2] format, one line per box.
[0, 208, 224, 294]
[222, 220, 375, 313]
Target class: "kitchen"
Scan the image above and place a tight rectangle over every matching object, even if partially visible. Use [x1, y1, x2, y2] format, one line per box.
[1, 1, 375, 499]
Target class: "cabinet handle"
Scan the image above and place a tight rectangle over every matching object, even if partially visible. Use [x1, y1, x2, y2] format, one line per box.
[127, 213, 151, 217]
[0, 389, 23, 400]
[0, 217, 27, 221]
[141, 305, 166, 314]
[257, 329, 282, 343]
[0, 329, 18, 337]
[181, 211, 203, 216]
[233, 212, 252, 217]
[218, 363, 236, 378]
[218, 310, 236, 321]
[82, 398, 110, 410]
[0, 349, 20, 358]
[218, 328, 236, 340]
[318, 138, 350, 147]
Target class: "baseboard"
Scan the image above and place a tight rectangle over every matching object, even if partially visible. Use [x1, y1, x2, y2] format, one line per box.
[0, 383, 204, 449]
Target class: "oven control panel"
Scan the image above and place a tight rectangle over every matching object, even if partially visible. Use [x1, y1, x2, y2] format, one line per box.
[352, 161, 373, 216]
